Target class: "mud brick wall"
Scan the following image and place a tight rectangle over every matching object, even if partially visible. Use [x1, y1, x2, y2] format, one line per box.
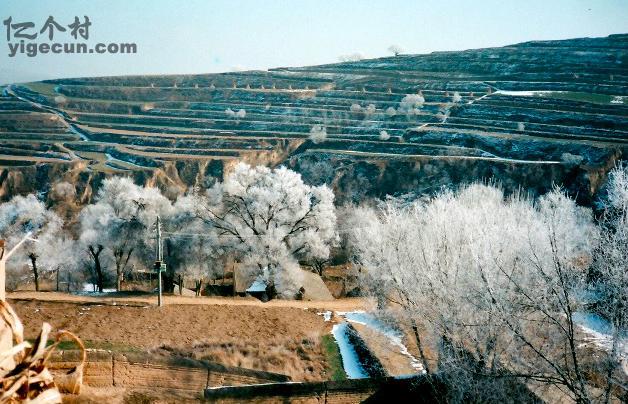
[203, 379, 383, 403]
[47, 350, 289, 393]
[325, 380, 380, 403]
[47, 349, 113, 387]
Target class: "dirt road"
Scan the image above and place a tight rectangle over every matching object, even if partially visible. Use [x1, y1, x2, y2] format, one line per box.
[8, 291, 371, 311]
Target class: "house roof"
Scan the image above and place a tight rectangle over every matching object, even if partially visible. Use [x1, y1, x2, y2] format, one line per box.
[246, 276, 267, 293]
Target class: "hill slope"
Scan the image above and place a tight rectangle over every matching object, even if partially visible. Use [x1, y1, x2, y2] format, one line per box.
[1, 34, 627, 204]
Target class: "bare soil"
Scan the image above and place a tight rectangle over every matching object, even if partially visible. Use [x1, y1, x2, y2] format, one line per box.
[8, 291, 370, 311]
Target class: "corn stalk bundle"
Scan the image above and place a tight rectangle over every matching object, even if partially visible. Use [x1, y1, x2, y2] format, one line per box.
[0, 300, 85, 403]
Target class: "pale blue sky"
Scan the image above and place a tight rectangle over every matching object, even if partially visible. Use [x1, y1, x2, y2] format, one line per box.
[2, 0, 627, 84]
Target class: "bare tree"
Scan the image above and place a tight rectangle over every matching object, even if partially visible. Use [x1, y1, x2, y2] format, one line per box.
[388, 44, 404, 56]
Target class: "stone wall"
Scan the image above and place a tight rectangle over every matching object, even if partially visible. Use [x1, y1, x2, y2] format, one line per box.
[202, 377, 449, 403]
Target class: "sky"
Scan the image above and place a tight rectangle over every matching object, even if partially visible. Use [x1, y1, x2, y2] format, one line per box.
[1, 0, 627, 84]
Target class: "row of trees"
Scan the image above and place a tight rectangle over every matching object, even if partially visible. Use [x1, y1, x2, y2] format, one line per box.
[1, 159, 625, 400]
[348, 167, 628, 403]
[1, 163, 338, 298]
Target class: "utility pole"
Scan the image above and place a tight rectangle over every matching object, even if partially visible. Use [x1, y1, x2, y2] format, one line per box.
[153, 217, 166, 307]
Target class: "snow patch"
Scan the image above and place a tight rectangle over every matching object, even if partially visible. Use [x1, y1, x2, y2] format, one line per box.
[105, 153, 144, 168]
[331, 323, 368, 379]
[78, 283, 116, 294]
[573, 312, 628, 360]
[494, 90, 562, 97]
[317, 311, 332, 322]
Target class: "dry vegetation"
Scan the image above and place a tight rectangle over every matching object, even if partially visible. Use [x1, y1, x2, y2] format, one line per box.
[8, 294, 367, 382]
[155, 335, 328, 381]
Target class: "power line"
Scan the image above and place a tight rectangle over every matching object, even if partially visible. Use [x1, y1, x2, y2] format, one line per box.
[162, 227, 357, 239]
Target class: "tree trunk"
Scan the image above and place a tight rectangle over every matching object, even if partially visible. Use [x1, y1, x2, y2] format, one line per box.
[165, 241, 175, 293]
[28, 253, 39, 292]
[603, 311, 622, 404]
[266, 283, 277, 300]
[411, 318, 431, 374]
[89, 245, 104, 293]
[178, 274, 183, 295]
[114, 249, 132, 292]
[114, 251, 122, 292]
[116, 268, 122, 292]
[95, 260, 104, 293]
[56, 268, 59, 291]
[195, 280, 201, 297]
[232, 264, 237, 296]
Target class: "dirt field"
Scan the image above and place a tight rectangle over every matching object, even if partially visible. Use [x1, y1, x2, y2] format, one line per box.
[8, 292, 371, 382]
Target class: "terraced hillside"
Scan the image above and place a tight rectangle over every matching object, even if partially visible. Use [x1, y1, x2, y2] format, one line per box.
[1, 34, 627, 204]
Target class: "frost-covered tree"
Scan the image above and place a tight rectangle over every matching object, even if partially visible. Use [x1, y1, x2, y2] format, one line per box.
[338, 52, 364, 62]
[54, 95, 67, 105]
[166, 194, 223, 296]
[351, 184, 612, 402]
[192, 163, 338, 298]
[561, 152, 584, 167]
[50, 182, 76, 202]
[0, 194, 67, 291]
[78, 177, 172, 291]
[436, 102, 453, 122]
[398, 94, 424, 115]
[589, 165, 628, 402]
[225, 108, 246, 120]
[309, 124, 327, 144]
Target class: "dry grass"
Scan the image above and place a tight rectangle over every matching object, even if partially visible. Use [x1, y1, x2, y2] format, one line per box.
[153, 331, 328, 381]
